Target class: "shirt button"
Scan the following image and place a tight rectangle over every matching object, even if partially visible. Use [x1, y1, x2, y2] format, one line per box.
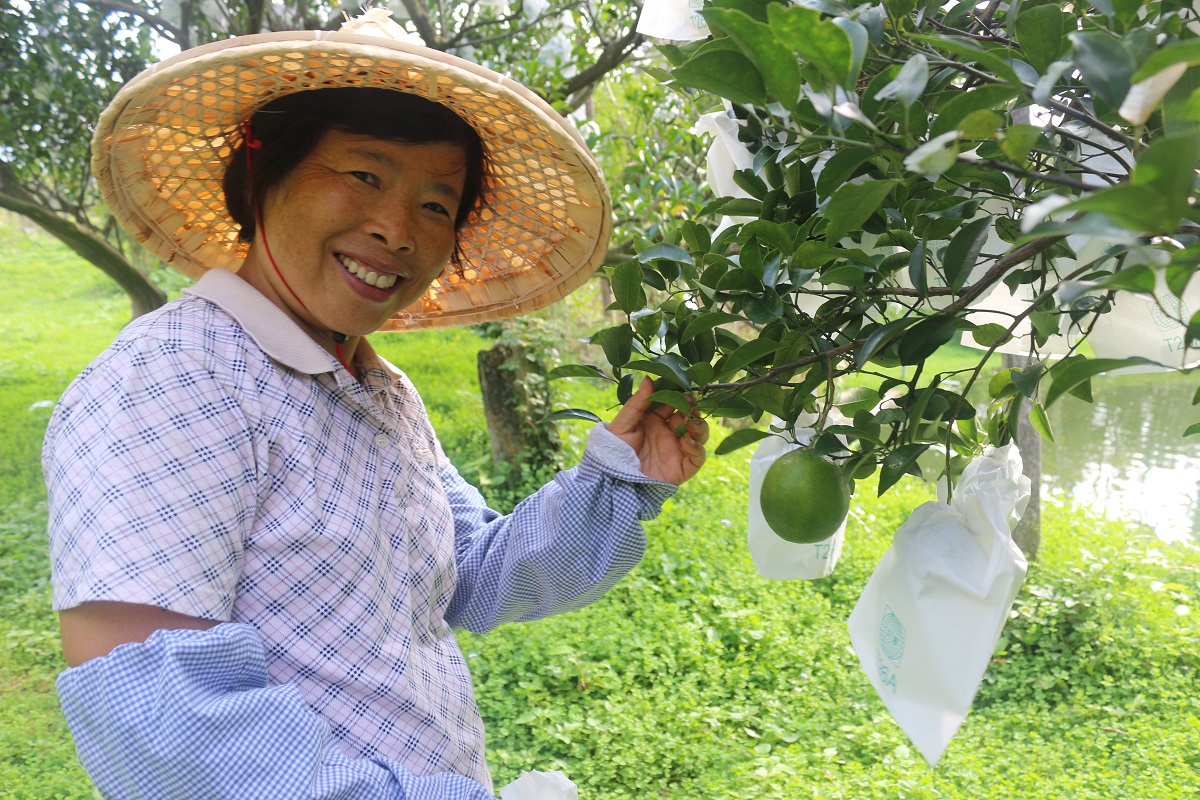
[374, 433, 390, 448]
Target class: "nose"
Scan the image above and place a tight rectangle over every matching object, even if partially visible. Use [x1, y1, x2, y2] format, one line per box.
[364, 200, 415, 253]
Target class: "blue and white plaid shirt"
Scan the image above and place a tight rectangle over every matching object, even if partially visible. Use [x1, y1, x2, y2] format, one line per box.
[46, 269, 675, 798]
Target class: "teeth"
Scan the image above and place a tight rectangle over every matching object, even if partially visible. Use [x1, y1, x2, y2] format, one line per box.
[337, 255, 397, 289]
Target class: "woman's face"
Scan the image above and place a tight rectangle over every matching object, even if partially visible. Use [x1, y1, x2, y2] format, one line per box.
[239, 129, 467, 339]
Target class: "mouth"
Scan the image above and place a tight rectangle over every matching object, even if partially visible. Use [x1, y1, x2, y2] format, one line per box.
[336, 253, 399, 290]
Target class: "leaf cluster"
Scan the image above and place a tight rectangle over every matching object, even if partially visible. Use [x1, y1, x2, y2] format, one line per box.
[558, 0, 1200, 497]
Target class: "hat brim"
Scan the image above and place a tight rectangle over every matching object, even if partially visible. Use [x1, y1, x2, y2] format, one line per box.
[92, 30, 611, 331]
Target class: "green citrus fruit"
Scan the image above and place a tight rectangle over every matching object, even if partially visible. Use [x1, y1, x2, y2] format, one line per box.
[760, 448, 851, 544]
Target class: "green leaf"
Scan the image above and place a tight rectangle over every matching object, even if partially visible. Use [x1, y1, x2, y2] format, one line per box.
[930, 85, 1022, 137]
[815, 148, 876, 199]
[913, 34, 1024, 87]
[878, 443, 930, 495]
[908, 240, 928, 297]
[628, 356, 692, 388]
[1060, 185, 1177, 234]
[704, 8, 801, 105]
[1097, 262, 1157, 294]
[989, 368, 1019, 400]
[617, 372, 635, 404]
[1131, 134, 1200, 219]
[958, 110, 1003, 139]
[1000, 124, 1043, 163]
[743, 291, 786, 323]
[943, 216, 992, 291]
[637, 243, 695, 266]
[1069, 31, 1135, 108]
[672, 46, 767, 106]
[823, 179, 899, 243]
[1028, 402, 1055, 442]
[1044, 357, 1145, 407]
[681, 311, 743, 343]
[1193, 384, 1200, 405]
[739, 220, 797, 255]
[720, 337, 784, 378]
[682, 221, 711, 255]
[547, 364, 613, 381]
[545, 408, 603, 423]
[856, 317, 918, 368]
[733, 168, 769, 200]
[1015, 5, 1069, 74]
[1187, 310, 1200, 344]
[610, 260, 646, 314]
[1133, 40, 1200, 82]
[898, 316, 959, 365]
[820, 265, 865, 287]
[647, 389, 692, 416]
[873, 52, 928, 109]
[592, 325, 634, 369]
[973, 323, 1012, 348]
[1011, 361, 1046, 398]
[768, 4, 856, 88]
[834, 386, 880, 415]
[1184, 422, 1200, 437]
[714, 428, 775, 455]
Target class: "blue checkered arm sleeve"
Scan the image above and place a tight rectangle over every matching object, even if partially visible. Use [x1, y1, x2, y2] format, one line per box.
[443, 424, 677, 633]
[56, 624, 497, 800]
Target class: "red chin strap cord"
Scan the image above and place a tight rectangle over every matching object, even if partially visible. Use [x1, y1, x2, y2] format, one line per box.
[243, 121, 355, 374]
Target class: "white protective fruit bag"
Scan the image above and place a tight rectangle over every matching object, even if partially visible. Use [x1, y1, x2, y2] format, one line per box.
[747, 434, 846, 580]
[634, 0, 710, 41]
[847, 444, 1030, 766]
[499, 770, 577, 800]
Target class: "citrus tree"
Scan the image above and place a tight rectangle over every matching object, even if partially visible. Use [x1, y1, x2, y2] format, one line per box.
[557, 0, 1200, 505]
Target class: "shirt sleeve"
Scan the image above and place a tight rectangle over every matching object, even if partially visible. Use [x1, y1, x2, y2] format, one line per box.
[57, 624, 497, 800]
[43, 336, 261, 619]
[443, 423, 677, 634]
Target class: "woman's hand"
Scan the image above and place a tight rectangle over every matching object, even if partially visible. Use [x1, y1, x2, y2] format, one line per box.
[607, 377, 709, 486]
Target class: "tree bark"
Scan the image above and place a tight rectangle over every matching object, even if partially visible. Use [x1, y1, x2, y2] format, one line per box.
[1002, 352, 1042, 560]
[0, 165, 166, 319]
[477, 340, 560, 480]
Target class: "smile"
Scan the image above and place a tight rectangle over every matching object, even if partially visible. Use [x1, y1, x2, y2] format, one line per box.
[337, 254, 398, 289]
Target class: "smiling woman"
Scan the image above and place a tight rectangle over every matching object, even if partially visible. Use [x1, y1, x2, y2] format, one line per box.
[45, 8, 708, 800]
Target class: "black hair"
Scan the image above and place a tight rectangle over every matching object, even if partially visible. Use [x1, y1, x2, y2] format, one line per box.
[223, 87, 486, 260]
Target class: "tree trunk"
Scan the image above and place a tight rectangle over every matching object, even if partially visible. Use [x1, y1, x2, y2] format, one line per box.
[1002, 352, 1042, 560]
[477, 340, 560, 482]
[0, 170, 167, 320]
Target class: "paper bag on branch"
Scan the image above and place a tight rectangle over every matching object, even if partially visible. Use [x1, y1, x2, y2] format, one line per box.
[847, 444, 1030, 766]
[747, 424, 846, 581]
[635, 0, 709, 41]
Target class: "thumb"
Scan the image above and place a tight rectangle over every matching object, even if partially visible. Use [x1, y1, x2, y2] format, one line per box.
[608, 377, 655, 435]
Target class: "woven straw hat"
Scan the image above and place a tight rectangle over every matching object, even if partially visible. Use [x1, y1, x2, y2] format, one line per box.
[92, 9, 611, 331]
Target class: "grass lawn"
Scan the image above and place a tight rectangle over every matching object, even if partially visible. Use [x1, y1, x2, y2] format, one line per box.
[1, 216, 1198, 798]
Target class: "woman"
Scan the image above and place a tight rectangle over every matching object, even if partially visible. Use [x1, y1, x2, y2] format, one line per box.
[45, 11, 707, 799]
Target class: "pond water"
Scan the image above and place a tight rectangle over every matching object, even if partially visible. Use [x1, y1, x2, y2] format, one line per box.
[1040, 371, 1200, 543]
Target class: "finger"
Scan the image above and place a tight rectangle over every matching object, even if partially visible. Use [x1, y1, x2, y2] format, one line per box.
[684, 417, 709, 444]
[608, 377, 655, 434]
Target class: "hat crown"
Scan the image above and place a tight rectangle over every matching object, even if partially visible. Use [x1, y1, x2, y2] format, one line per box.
[338, 8, 420, 44]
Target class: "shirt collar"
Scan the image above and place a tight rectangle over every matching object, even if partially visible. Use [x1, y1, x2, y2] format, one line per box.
[184, 268, 340, 375]
[184, 269, 405, 386]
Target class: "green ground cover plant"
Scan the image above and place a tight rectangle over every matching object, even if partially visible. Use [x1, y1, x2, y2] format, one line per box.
[1, 219, 1198, 798]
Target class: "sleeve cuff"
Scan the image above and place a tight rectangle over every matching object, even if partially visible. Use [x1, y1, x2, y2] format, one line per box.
[583, 424, 677, 519]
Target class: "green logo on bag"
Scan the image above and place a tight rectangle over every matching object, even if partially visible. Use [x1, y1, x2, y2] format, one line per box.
[880, 606, 906, 664]
[1147, 294, 1188, 332]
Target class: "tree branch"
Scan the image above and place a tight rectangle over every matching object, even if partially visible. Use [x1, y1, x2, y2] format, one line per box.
[0, 162, 166, 318]
[79, 0, 183, 41]
[699, 234, 1067, 393]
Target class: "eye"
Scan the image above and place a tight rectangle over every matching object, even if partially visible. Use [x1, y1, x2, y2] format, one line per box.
[349, 171, 379, 187]
[424, 201, 453, 218]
